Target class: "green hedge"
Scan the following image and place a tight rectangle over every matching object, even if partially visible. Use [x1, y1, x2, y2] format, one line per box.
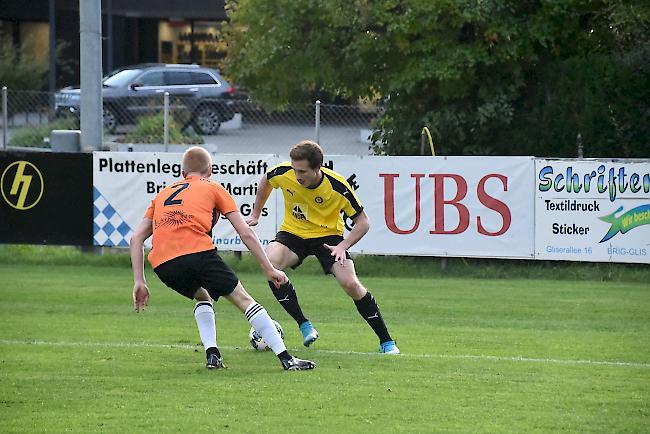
[115, 113, 203, 145]
[8, 117, 77, 148]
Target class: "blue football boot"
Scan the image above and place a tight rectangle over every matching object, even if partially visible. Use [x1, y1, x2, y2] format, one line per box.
[379, 340, 401, 354]
[299, 320, 319, 347]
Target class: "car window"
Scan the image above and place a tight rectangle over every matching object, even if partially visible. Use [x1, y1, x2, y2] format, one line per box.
[139, 71, 165, 87]
[164, 71, 193, 86]
[103, 69, 142, 87]
[192, 72, 218, 85]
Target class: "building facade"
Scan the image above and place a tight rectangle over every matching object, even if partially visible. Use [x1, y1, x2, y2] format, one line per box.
[0, 0, 228, 89]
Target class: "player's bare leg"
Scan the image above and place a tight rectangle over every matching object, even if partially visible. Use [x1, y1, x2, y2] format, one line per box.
[332, 260, 400, 354]
[265, 242, 319, 346]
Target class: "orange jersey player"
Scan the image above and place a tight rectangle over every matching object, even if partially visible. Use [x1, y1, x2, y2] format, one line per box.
[129, 146, 315, 371]
[144, 173, 236, 269]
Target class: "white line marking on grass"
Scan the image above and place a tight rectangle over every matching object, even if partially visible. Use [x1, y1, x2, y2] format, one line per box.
[1, 339, 648, 369]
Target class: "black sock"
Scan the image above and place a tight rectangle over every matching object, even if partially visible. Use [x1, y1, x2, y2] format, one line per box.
[206, 346, 221, 358]
[354, 292, 392, 343]
[276, 350, 292, 362]
[269, 280, 308, 326]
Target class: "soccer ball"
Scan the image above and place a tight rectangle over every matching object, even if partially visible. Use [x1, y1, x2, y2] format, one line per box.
[249, 320, 284, 351]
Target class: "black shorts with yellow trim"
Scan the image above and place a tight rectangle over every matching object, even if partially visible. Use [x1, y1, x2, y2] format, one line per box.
[272, 231, 351, 274]
[153, 249, 239, 300]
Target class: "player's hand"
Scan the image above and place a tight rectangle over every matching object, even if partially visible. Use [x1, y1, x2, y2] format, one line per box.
[267, 268, 288, 288]
[132, 281, 150, 313]
[324, 243, 347, 266]
[246, 216, 259, 226]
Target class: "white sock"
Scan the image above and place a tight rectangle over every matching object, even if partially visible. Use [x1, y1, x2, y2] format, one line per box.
[194, 302, 217, 350]
[244, 302, 286, 355]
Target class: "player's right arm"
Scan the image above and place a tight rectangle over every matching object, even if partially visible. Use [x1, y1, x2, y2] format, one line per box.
[246, 174, 273, 226]
[129, 217, 153, 312]
[226, 210, 288, 287]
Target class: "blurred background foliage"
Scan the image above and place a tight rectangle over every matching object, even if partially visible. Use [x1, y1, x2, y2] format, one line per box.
[225, 0, 649, 157]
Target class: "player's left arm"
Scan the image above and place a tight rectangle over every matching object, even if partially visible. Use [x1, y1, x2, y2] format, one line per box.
[226, 210, 288, 287]
[129, 218, 153, 312]
[325, 210, 370, 264]
[246, 174, 273, 226]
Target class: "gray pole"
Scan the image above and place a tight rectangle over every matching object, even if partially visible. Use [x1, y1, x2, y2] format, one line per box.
[79, 0, 103, 150]
[314, 100, 321, 145]
[2, 87, 7, 150]
[106, 0, 113, 73]
[48, 0, 56, 93]
[420, 129, 425, 155]
[163, 92, 170, 151]
[576, 133, 583, 159]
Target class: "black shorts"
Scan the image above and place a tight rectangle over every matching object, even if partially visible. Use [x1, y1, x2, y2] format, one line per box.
[153, 249, 239, 300]
[272, 231, 351, 274]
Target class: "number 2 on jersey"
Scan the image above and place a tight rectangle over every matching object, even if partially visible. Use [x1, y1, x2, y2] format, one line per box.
[164, 183, 189, 206]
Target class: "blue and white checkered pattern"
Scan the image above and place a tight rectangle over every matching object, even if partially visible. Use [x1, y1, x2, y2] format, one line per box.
[93, 187, 133, 247]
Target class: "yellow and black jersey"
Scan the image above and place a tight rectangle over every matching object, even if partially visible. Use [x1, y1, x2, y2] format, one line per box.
[267, 163, 363, 238]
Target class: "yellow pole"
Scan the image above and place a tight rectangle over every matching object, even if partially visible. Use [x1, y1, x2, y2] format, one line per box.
[421, 127, 435, 156]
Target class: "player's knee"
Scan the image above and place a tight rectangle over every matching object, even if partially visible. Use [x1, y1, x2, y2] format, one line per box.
[193, 287, 212, 302]
[265, 245, 283, 263]
[341, 279, 364, 297]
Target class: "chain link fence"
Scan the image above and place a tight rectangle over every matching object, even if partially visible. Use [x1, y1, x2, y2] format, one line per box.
[1, 88, 381, 155]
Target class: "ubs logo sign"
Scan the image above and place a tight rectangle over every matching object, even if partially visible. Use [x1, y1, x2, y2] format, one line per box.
[1, 161, 44, 210]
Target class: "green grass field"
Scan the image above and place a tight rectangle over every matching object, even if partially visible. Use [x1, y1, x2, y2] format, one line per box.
[0, 254, 648, 433]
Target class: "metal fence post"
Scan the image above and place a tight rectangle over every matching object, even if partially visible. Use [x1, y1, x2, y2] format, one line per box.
[2, 86, 7, 150]
[576, 133, 583, 159]
[163, 91, 170, 151]
[420, 129, 425, 155]
[314, 100, 321, 145]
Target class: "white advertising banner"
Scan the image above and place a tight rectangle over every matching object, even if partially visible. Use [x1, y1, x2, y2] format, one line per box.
[92, 152, 278, 249]
[92, 152, 535, 258]
[324, 156, 535, 258]
[535, 159, 650, 263]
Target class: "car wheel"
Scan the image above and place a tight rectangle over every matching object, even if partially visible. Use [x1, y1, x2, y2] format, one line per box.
[193, 106, 221, 135]
[103, 107, 118, 134]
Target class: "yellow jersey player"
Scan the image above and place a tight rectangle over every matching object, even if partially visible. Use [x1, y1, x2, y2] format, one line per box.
[247, 140, 400, 354]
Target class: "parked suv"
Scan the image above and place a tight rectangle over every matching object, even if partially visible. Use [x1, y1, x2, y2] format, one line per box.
[54, 64, 236, 135]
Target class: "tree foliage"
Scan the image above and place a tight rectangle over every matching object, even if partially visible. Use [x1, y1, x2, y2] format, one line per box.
[225, 0, 649, 157]
[0, 38, 49, 91]
[0, 38, 73, 91]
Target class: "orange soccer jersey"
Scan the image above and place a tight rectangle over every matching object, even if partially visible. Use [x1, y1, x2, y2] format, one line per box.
[144, 176, 238, 268]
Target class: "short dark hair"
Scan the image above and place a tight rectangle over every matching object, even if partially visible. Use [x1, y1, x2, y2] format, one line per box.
[289, 140, 323, 169]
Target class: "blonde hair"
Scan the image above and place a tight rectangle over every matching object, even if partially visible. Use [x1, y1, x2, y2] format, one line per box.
[182, 146, 212, 175]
